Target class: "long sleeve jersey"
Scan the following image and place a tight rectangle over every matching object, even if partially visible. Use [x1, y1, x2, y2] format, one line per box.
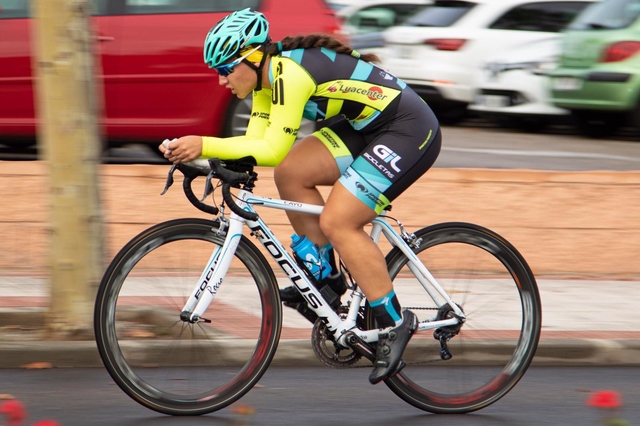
[200, 47, 409, 166]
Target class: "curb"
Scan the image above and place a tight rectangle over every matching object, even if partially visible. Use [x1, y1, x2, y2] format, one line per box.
[1, 339, 640, 369]
[3, 309, 640, 368]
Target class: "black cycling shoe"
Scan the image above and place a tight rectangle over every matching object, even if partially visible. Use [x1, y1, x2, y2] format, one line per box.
[279, 285, 304, 303]
[369, 310, 418, 385]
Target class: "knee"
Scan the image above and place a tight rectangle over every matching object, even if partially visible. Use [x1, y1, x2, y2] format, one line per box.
[273, 157, 297, 191]
[319, 212, 343, 243]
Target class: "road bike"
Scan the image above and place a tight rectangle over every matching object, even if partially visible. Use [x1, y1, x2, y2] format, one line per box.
[94, 157, 542, 416]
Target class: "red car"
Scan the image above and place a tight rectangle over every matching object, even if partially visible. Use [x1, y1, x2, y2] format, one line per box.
[0, 0, 340, 147]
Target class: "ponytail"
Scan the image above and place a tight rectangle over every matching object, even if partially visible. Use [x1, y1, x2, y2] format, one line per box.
[265, 34, 380, 63]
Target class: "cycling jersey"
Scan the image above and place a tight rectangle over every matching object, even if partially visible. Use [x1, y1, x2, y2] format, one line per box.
[201, 47, 441, 213]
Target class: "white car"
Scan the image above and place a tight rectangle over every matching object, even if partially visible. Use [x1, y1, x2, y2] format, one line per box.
[336, 0, 431, 61]
[469, 36, 570, 128]
[382, 0, 594, 123]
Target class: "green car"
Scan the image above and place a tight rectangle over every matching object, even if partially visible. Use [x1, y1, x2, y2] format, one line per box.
[550, 0, 640, 137]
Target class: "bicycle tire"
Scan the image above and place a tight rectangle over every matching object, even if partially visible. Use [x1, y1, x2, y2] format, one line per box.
[369, 222, 541, 414]
[94, 218, 282, 415]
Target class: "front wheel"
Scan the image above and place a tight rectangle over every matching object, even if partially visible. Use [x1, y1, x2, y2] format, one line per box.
[94, 218, 282, 415]
[373, 222, 541, 414]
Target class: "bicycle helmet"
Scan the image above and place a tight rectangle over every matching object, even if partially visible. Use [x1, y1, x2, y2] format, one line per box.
[203, 8, 270, 69]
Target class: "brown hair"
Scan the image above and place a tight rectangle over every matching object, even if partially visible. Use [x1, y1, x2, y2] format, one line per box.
[265, 33, 380, 63]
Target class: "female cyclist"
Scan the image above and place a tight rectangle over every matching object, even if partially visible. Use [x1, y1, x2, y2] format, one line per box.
[159, 8, 442, 385]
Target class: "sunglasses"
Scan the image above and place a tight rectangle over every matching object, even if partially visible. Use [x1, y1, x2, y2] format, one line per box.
[214, 45, 262, 77]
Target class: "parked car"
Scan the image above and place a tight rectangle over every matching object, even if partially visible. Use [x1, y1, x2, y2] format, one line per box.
[382, 0, 593, 123]
[337, 0, 430, 59]
[0, 0, 341, 149]
[469, 36, 571, 130]
[549, 0, 640, 138]
[327, 0, 367, 11]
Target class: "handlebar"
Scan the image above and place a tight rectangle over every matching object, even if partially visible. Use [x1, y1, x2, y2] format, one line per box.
[161, 155, 259, 222]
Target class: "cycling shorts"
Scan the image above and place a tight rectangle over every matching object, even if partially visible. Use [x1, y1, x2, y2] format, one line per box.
[313, 89, 442, 214]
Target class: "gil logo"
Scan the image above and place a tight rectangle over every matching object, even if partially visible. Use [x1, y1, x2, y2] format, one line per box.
[373, 145, 401, 172]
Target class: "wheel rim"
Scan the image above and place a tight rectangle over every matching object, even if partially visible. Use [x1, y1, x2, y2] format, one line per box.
[96, 223, 280, 414]
[383, 226, 540, 412]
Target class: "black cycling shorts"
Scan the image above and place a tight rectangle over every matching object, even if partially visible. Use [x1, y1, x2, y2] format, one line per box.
[313, 89, 441, 213]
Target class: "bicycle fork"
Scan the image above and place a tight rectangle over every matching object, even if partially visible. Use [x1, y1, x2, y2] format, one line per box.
[179, 216, 244, 323]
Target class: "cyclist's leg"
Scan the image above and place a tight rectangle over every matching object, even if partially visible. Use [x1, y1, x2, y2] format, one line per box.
[320, 91, 442, 384]
[273, 136, 340, 246]
[273, 119, 366, 245]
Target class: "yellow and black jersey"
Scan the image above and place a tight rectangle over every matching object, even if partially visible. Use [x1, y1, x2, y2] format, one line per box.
[200, 47, 441, 213]
[201, 48, 412, 166]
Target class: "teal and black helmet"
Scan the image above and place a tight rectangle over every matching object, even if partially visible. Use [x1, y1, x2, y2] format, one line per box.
[203, 8, 270, 68]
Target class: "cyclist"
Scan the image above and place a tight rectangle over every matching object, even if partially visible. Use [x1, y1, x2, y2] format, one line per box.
[159, 8, 442, 384]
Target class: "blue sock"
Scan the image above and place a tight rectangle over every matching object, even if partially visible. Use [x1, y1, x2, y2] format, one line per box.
[370, 290, 402, 329]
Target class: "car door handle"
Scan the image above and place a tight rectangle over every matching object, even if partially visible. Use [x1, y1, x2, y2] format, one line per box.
[96, 35, 115, 42]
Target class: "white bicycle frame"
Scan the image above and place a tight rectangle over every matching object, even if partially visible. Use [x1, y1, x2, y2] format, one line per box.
[180, 187, 466, 345]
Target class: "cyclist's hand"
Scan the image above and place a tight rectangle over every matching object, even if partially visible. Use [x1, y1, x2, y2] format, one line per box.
[159, 136, 203, 164]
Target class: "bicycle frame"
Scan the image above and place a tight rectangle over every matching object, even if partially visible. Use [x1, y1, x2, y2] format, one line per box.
[180, 187, 466, 344]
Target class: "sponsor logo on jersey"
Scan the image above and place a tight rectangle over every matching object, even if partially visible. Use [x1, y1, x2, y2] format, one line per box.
[373, 145, 402, 172]
[363, 144, 402, 179]
[251, 112, 270, 119]
[380, 71, 393, 80]
[319, 129, 340, 149]
[283, 127, 299, 136]
[327, 81, 387, 101]
[355, 181, 385, 208]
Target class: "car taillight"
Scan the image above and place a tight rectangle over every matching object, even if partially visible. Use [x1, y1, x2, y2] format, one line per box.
[601, 41, 640, 63]
[423, 38, 466, 51]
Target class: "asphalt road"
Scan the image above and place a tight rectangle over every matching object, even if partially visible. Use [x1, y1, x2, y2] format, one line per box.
[435, 122, 640, 171]
[2, 120, 639, 170]
[1, 366, 638, 425]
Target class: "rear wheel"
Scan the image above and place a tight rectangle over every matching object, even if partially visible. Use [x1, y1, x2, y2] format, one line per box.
[368, 222, 541, 414]
[94, 218, 282, 415]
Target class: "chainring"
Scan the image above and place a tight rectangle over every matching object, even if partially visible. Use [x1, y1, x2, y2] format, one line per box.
[310, 312, 362, 369]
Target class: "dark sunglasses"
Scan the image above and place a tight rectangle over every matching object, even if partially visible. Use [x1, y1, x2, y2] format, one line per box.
[214, 45, 261, 77]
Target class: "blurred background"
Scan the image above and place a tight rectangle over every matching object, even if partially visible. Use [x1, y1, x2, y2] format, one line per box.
[1, 0, 639, 162]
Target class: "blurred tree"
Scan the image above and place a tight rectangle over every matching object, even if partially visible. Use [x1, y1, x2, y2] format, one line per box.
[31, 0, 104, 338]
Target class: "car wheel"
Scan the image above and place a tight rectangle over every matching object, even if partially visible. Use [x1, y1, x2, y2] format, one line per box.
[571, 110, 624, 139]
[223, 96, 316, 140]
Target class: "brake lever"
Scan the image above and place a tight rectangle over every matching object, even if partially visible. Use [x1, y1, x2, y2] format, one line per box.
[160, 164, 178, 195]
[201, 169, 216, 202]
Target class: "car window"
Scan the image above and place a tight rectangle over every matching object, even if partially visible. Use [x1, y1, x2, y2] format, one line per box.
[347, 4, 426, 33]
[122, 0, 260, 15]
[568, 0, 640, 30]
[404, 0, 474, 27]
[490, 2, 591, 32]
[0, 0, 28, 19]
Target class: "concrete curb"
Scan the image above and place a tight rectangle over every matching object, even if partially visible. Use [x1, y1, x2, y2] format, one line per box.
[1, 338, 640, 369]
[3, 309, 640, 368]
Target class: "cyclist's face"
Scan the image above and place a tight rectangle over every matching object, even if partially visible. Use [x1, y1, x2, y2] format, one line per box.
[217, 61, 257, 99]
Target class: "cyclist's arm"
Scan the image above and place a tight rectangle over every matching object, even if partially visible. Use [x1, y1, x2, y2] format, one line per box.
[200, 57, 315, 167]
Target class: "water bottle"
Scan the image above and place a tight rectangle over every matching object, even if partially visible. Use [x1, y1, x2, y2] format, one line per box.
[290, 234, 331, 281]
